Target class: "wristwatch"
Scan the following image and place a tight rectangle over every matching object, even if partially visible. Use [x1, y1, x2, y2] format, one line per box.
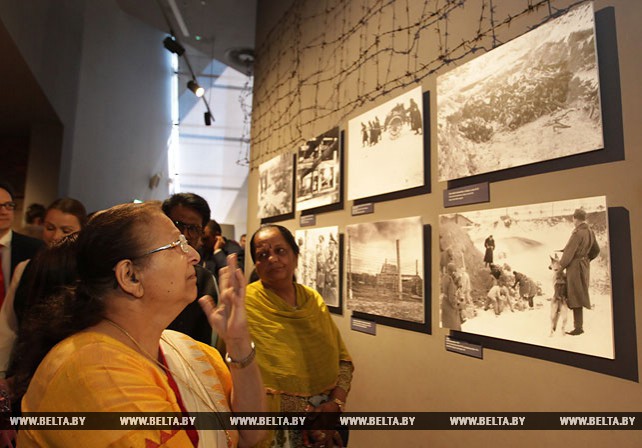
[225, 341, 256, 369]
[331, 397, 345, 412]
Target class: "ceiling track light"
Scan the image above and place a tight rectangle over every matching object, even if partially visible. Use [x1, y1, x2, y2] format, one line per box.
[187, 80, 204, 97]
[162, 36, 185, 56]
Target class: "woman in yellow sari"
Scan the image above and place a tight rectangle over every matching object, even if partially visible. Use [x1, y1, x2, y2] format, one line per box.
[246, 225, 353, 448]
[14, 202, 266, 447]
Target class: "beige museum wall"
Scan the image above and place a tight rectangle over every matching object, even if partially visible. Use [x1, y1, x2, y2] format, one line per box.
[248, 1, 642, 446]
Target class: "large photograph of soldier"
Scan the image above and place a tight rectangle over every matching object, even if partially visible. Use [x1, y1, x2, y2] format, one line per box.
[437, 3, 603, 181]
[346, 217, 424, 323]
[439, 196, 613, 359]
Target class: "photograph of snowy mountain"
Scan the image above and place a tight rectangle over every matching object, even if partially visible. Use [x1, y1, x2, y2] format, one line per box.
[295, 226, 341, 308]
[257, 153, 294, 219]
[437, 2, 603, 181]
[296, 127, 341, 211]
[348, 86, 424, 200]
[346, 217, 425, 323]
[439, 196, 613, 359]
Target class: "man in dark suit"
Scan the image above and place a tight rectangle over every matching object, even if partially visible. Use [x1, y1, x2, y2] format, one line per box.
[161, 193, 219, 346]
[0, 182, 44, 305]
[200, 219, 244, 281]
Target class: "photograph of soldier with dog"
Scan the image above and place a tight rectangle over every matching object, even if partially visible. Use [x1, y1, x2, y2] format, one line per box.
[439, 196, 613, 359]
[347, 86, 424, 200]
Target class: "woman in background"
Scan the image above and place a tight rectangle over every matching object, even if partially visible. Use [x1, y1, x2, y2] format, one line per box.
[5, 234, 80, 401]
[246, 224, 353, 448]
[0, 198, 86, 391]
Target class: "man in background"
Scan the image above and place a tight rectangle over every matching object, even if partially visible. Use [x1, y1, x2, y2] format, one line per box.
[200, 219, 243, 281]
[161, 193, 219, 345]
[0, 182, 44, 307]
[20, 203, 46, 240]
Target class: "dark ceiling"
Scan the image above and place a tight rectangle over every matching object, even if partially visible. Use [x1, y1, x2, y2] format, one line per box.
[0, 19, 60, 138]
[116, 0, 257, 75]
[0, 0, 257, 139]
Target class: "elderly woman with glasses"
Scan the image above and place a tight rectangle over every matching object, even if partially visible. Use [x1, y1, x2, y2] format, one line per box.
[16, 202, 266, 447]
[246, 224, 353, 448]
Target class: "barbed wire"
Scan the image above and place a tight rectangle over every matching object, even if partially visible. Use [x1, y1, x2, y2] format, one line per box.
[237, 74, 253, 166]
[250, 0, 587, 170]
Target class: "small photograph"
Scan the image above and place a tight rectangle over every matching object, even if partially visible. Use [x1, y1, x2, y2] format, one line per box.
[437, 2, 603, 181]
[257, 153, 294, 219]
[295, 226, 340, 308]
[439, 196, 613, 359]
[346, 216, 424, 323]
[296, 127, 341, 211]
[347, 86, 424, 200]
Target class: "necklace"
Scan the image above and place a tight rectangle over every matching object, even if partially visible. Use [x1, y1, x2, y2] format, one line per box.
[103, 318, 232, 446]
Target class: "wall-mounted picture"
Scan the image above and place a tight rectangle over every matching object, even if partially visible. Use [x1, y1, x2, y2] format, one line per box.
[439, 195, 613, 359]
[346, 216, 424, 323]
[347, 86, 424, 200]
[437, 2, 603, 181]
[296, 127, 341, 211]
[295, 226, 341, 309]
[257, 153, 294, 219]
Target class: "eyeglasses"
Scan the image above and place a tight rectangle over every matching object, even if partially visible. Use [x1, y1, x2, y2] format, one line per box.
[255, 247, 290, 261]
[173, 220, 203, 236]
[0, 202, 16, 211]
[143, 234, 190, 256]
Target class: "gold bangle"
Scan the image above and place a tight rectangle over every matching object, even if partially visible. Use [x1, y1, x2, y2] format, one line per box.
[331, 397, 345, 412]
[225, 341, 256, 369]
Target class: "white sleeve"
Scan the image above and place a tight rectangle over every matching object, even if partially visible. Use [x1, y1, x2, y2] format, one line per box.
[0, 260, 28, 377]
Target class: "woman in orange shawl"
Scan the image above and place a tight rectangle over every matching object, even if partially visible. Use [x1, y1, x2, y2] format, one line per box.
[15, 203, 266, 447]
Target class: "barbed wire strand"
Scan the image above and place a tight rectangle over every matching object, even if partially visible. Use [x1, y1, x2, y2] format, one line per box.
[248, 0, 588, 170]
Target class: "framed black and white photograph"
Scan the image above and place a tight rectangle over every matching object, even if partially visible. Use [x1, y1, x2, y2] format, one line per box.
[346, 216, 426, 326]
[296, 127, 341, 212]
[295, 226, 342, 312]
[439, 195, 613, 359]
[257, 153, 294, 220]
[437, 2, 603, 181]
[347, 86, 425, 200]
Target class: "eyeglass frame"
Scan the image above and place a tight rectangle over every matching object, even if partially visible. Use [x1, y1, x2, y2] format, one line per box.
[114, 235, 191, 290]
[0, 202, 17, 211]
[172, 220, 203, 236]
[143, 234, 190, 256]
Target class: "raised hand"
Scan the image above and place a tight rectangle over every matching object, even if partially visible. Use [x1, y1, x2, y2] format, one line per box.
[198, 254, 251, 347]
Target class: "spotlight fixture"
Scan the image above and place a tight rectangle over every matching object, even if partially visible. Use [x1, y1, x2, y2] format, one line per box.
[204, 112, 212, 126]
[187, 80, 204, 97]
[162, 36, 185, 56]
